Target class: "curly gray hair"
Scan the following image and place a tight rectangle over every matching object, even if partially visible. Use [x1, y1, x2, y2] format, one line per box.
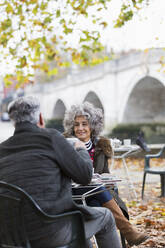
[8, 96, 40, 125]
[63, 102, 104, 141]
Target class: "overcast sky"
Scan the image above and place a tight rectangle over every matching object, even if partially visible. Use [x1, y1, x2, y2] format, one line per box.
[102, 0, 165, 52]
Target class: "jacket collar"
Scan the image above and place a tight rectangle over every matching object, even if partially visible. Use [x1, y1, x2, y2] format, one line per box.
[14, 122, 40, 135]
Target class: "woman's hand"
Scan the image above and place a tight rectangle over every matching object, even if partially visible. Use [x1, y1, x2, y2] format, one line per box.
[74, 140, 86, 149]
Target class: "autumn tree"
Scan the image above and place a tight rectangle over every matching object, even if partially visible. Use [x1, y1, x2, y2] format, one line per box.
[0, 0, 149, 87]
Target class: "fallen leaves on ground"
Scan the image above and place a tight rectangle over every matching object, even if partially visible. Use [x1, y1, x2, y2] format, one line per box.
[116, 158, 165, 248]
[126, 196, 165, 247]
[111, 158, 165, 171]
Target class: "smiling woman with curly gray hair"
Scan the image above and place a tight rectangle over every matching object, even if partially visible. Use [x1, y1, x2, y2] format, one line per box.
[63, 101, 104, 142]
[63, 101, 149, 247]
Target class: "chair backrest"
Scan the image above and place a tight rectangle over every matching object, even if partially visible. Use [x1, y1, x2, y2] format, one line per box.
[145, 146, 165, 169]
[0, 181, 87, 248]
[0, 182, 31, 248]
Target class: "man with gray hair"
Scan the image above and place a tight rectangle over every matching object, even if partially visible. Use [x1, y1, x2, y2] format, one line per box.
[0, 96, 121, 248]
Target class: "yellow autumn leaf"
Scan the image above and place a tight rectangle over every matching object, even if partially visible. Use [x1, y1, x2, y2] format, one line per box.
[56, 9, 61, 18]
[100, 22, 108, 28]
[1, 19, 12, 30]
[48, 68, 58, 77]
[6, 3, 14, 14]
[29, 0, 38, 4]
[4, 77, 13, 87]
[40, 2, 47, 10]
[17, 56, 27, 68]
[44, 17, 52, 24]
[40, 63, 49, 73]
[144, 48, 149, 53]
[32, 5, 38, 15]
[139, 205, 148, 210]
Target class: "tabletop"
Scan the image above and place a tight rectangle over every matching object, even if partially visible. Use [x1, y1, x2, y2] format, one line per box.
[112, 145, 141, 159]
[72, 174, 121, 196]
[113, 144, 140, 152]
[72, 174, 122, 206]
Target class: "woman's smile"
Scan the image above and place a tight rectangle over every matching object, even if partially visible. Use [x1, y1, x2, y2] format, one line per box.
[74, 116, 91, 142]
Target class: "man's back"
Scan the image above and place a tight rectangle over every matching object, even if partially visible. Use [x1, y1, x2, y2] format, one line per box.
[0, 122, 92, 240]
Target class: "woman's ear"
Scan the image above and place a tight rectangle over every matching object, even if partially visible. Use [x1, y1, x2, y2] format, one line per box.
[38, 113, 45, 128]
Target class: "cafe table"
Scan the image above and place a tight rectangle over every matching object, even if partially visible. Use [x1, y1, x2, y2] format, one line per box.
[110, 145, 141, 199]
[72, 175, 122, 248]
[72, 175, 122, 206]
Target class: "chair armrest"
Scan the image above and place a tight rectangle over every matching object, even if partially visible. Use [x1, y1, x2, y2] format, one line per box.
[145, 154, 160, 159]
[145, 153, 160, 169]
[145, 146, 165, 168]
[145, 146, 165, 159]
[39, 210, 84, 223]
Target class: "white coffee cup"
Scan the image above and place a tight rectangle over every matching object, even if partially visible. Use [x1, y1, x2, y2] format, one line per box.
[123, 139, 131, 146]
[110, 138, 122, 148]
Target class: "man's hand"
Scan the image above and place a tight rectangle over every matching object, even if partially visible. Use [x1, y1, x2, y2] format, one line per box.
[74, 140, 86, 149]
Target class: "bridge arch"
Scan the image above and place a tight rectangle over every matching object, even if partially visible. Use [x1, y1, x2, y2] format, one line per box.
[83, 91, 104, 113]
[122, 76, 165, 123]
[53, 99, 66, 119]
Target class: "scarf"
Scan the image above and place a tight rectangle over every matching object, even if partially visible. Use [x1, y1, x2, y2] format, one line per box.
[84, 139, 95, 161]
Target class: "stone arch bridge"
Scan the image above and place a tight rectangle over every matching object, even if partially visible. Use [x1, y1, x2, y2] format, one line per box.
[26, 48, 165, 133]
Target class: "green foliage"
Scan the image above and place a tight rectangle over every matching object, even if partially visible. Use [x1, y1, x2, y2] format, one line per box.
[0, 0, 149, 87]
[45, 118, 64, 133]
[109, 123, 165, 144]
[114, 0, 147, 28]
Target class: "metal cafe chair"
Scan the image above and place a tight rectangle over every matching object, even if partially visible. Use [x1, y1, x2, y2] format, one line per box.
[0, 181, 87, 248]
[142, 146, 165, 199]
